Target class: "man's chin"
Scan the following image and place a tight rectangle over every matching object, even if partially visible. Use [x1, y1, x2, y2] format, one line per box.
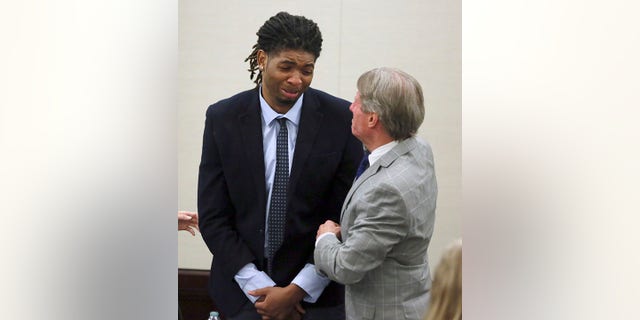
[277, 96, 300, 106]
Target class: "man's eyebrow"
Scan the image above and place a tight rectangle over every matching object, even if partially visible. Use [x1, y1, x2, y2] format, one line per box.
[278, 60, 315, 68]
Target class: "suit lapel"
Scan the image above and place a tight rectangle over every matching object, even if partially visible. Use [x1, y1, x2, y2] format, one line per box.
[289, 90, 323, 189]
[237, 90, 267, 206]
[341, 161, 378, 220]
[340, 138, 417, 220]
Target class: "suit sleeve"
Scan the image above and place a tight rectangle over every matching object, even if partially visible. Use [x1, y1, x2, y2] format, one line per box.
[198, 106, 256, 279]
[314, 183, 408, 284]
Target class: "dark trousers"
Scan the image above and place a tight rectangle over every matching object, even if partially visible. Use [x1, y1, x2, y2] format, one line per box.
[226, 299, 345, 320]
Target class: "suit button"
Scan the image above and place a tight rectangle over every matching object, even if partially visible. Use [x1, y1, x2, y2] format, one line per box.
[258, 228, 264, 234]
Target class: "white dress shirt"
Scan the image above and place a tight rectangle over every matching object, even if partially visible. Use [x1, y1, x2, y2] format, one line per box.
[234, 87, 331, 304]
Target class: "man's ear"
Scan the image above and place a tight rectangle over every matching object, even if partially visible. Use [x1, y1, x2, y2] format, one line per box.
[257, 50, 267, 70]
[367, 112, 379, 128]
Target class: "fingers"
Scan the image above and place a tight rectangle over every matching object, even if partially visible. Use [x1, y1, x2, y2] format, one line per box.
[178, 221, 199, 235]
[295, 303, 306, 314]
[254, 305, 266, 316]
[178, 214, 191, 222]
[178, 211, 198, 221]
[178, 226, 196, 236]
[178, 211, 200, 234]
[248, 287, 270, 297]
[323, 219, 339, 226]
[317, 220, 341, 238]
[289, 309, 303, 320]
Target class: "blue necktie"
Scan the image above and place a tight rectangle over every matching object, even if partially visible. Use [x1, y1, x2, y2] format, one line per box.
[267, 118, 289, 275]
[355, 151, 370, 179]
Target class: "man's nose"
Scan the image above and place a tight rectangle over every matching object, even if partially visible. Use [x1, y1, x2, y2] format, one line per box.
[287, 73, 302, 86]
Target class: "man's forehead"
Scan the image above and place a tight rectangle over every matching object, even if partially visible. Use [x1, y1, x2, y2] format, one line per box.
[270, 49, 316, 63]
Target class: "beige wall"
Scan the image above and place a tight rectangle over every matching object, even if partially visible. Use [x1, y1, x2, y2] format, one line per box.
[178, 0, 461, 270]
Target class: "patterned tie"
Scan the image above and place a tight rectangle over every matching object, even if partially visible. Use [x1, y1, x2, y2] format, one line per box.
[355, 151, 370, 179]
[267, 118, 289, 275]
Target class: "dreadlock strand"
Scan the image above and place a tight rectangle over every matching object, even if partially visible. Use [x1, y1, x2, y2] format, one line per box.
[244, 45, 260, 85]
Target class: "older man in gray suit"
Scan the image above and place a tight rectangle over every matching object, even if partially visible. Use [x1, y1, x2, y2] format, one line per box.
[314, 67, 437, 320]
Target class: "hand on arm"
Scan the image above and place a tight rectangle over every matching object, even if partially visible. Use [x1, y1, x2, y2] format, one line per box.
[178, 211, 199, 236]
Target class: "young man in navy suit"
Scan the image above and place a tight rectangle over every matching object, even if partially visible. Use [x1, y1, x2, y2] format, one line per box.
[198, 12, 362, 320]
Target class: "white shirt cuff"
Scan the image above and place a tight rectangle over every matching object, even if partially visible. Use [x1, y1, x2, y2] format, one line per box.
[291, 263, 331, 303]
[234, 263, 276, 303]
[315, 232, 338, 246]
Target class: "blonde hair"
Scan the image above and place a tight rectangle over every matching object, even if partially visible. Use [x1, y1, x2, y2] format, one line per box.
[357, 67, 425, 140]
[424, 239, 462, 320]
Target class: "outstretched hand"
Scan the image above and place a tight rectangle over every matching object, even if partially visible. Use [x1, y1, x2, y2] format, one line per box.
[178, 211, 199, 236]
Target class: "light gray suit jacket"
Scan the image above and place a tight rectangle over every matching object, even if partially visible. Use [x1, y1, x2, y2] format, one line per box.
[314, 137, 437, 320]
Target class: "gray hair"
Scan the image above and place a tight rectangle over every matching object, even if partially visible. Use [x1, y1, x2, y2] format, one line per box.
[356, 67, 425, 140]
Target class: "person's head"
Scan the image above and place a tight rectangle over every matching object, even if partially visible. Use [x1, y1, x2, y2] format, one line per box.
[424, 239, 462, 320]
[351, 67, 425, 142]
[245, 12, 323, 112]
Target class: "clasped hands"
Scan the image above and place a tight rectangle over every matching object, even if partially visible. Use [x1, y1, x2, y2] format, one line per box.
[316, 219, 341, 240]
[249, 284, 306, 320]
[246, 220, 341, 320]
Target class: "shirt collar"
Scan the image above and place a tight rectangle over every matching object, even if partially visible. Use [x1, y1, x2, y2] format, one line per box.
[369, 140, 399, 166]
[259, 86, 303, 126]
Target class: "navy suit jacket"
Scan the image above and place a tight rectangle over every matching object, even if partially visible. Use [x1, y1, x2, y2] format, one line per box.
[198, 87, 363, 316]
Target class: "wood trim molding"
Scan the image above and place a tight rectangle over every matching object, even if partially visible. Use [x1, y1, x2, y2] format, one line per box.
[179, 268, 223, 320]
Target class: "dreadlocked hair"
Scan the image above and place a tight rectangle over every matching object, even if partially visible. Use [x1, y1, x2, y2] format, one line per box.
[245, 12, 323, 86]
